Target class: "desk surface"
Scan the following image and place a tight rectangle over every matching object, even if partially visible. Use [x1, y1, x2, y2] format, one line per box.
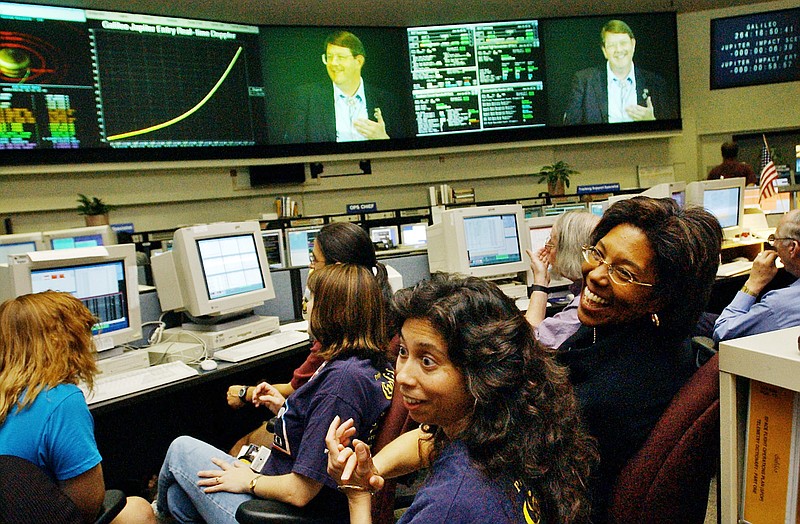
[89, 340, 309, 415]
[92, 339, 311, 495]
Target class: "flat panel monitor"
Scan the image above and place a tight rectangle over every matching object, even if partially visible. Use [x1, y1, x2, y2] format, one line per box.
[427, 204, 531, 280]
[42, 225, 117, 250]
[710, 7, 800, 90]
[686, 177, 745, 240]
[400, 222, 428, 246]
[285, 226, 321, 267]
[0, 232, 46, 260]
[526, 216, 558, 253]
[1, 4, 682, 168]
[369, 225, 399, 247]
[261, 229, 286, 269]
[0, 244, 142, 352]
[150, 221, 275, 320]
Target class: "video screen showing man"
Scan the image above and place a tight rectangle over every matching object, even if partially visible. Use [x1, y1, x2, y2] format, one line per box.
[262, 27, 414, 145]
[557, 19, 679, 126]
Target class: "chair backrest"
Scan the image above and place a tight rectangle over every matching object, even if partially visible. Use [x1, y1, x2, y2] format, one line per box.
[607, 353, 720, 524]
[0, 454, 84, 524]
[0, 455, 126, 524]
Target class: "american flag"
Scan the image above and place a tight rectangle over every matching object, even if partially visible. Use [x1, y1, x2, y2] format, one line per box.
[758, 136, 778, 202]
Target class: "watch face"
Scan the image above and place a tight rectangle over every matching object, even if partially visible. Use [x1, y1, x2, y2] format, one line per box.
[238, 387, 248, 400]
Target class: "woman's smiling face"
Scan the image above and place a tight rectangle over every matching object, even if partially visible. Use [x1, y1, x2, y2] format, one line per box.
[395, 318, 473, 439]
[577, 223, 660, 327]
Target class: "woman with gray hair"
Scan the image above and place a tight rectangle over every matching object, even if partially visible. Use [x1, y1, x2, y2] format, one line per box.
[526, 210, 600, 348]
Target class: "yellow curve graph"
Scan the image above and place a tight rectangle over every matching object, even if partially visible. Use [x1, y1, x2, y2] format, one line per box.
[107, 46, 243, 141]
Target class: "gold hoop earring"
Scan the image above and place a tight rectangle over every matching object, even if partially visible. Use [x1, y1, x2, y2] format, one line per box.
[651, 313, 660, 327]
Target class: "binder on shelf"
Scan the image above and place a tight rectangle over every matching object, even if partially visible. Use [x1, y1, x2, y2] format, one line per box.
[740, 380, 800, 524]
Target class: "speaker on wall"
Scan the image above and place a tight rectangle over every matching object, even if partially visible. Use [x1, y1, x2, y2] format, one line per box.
[248, 164, 306, 186]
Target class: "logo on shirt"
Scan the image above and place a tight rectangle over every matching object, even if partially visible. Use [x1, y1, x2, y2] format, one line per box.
[515, 481, 542, 524]
[376, 367, 394, 400]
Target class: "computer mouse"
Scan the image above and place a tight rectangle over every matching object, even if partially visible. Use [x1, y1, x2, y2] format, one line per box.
[200, 359, 218, 371]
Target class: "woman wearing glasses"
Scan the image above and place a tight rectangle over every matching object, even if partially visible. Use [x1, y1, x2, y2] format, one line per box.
[525, 210, 600, 348]
[557, 196, 722, 523]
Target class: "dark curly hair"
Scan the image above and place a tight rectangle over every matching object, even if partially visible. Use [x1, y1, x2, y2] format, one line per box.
[591, 196, 723, 342]
[392, 273, 597, 523]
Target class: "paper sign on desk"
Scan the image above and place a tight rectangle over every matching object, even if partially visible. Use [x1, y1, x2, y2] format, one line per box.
[741, 380, 800, 524]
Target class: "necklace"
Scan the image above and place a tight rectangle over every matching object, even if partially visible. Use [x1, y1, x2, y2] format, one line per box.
[593, 327, 597, 344]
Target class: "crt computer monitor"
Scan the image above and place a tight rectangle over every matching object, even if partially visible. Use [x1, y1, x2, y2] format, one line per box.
[686, 177, 745, 240]
[151, 221, 275, 321]
[400, 222, 428, 246]
[0, 232, 46, 260]
[641, 181, 686, 207]
[427, 204, 531, 280]
[369, 225, 399, 247]
[0, 244, 142, 352]
[285, 226, 322, 268]
[42, 225, 117, 250]
[526, 216, 558, 254]
[261, 229, 286, 269]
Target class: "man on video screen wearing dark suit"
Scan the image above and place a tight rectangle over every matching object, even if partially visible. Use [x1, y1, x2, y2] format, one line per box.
[286, 31, 400, 143]
[563, 20, 675, 125]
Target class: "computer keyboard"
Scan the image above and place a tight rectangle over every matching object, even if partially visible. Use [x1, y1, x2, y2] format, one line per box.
[81, 361, 199, 405]
[213, 330, 310, 363]
[717, 259, 754, 277]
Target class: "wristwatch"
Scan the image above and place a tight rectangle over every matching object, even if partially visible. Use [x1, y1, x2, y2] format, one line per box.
[238, 386, 248, 402]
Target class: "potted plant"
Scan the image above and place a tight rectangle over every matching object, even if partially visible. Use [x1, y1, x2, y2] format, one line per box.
[76, 194, 113, 226]
[536, 160, 578, 196]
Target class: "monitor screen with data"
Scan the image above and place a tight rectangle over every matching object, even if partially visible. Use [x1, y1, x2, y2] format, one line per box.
[0, 244, 142, 351]
[464, 213, 523, 268]
[150, 221, 275, 319]
[1, 1, 681, 169]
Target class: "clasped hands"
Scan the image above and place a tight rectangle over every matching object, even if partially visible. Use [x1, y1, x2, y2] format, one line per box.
[325, 416, 384, 497]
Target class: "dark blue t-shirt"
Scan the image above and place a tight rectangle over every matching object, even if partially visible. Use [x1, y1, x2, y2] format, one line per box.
[262, 354, 393, 516]
[399, 440, 539, 523]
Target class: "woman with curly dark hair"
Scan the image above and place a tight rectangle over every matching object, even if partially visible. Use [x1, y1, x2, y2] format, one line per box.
[326, 273, 597, 523]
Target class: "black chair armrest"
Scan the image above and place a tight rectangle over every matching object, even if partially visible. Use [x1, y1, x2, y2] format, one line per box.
[95, 489, 126, 524]
[235, 499, 329, 524]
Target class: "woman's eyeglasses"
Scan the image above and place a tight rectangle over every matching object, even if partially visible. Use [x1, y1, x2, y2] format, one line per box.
[581, 245, 654, 287]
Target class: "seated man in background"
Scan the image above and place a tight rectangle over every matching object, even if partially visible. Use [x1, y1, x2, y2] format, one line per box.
[714, 210, 800, 343]
[707, 141, 757, 186]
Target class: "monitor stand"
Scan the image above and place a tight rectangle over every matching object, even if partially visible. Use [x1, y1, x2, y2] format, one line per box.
[175, 312, 280, 352]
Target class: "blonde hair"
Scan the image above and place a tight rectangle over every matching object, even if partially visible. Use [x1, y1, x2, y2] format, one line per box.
[0, 291, 98, 424]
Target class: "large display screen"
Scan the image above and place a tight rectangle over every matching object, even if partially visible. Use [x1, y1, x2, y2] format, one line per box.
[710, 7, 800, 90]
[0, 2, 682, 166]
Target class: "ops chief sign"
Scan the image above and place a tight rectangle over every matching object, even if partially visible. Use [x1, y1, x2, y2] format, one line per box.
[347, 202, 377, 214]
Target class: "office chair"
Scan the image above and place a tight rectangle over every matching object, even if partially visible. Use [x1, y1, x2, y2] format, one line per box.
[0, 455, 126, 524]
[607, 353, 720, 524]
[236, 392, 413, 524]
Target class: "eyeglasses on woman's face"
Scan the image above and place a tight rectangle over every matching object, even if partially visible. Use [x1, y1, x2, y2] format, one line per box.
[582, 245, 654, 287]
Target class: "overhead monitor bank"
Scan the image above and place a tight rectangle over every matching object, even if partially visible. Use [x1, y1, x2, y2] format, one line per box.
[0, 1, 681, 168]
